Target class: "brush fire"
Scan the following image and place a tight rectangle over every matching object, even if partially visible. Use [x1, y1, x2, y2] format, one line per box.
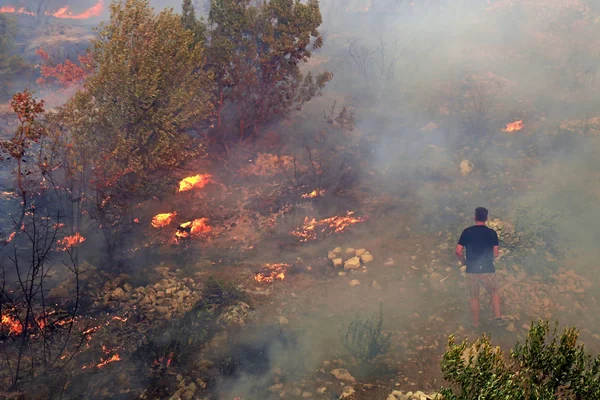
[502, 120, 524, 132]
[291, 211, 367, 242]
[152, 212, 177, 228]
[176, 218, 211, 239]
[0, 1, 104, 19]
[178, 174, 212, 192]
[56, 232, 86, 251]
[254, 263, 290, 283]
[302, 189, 326, 199]
[1, 313, 23, 336]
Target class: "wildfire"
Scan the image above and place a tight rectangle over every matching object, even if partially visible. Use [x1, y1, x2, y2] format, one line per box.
[1, 313, 23, 336]
[178, 174, 212, 192]
[502, 120, 524, 132]
[56, 232, 86, 251]
[302, 189, 326, 199]
[254, 263, 290, 283]
[291, 211, 367, 242]
[152, 212, 177, 228]
[175, 218, 211, 239]
[95, 354, 122, 369]
[0, 1, 104, 19]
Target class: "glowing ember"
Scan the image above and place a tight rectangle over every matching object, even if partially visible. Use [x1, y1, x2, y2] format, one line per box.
[175, 218, 211, 239]
[178, 174, 212, 192]
[302, 189, 326, 199]
[96, 354, 122, 369]
[56, 232, 86, 251]
[152, 212, 176, 228]
[1, 313, 23, 336]
[111, 316, 128, 323]
[254, 263, 290, 283]
[291, 211, 366, 242]
[5, 231, 16, 243]
[502, 120, 524, 132]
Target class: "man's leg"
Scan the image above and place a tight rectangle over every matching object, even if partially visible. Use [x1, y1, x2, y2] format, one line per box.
[466, 274, 481, 327]
[491, 293, 501, 319]
[470, 298, 480, 327]
[483, 274, 502, 319]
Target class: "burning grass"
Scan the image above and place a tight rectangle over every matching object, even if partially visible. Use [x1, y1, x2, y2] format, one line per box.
[152, 212, 177, 228]
[254, 263, 290, 283]
[503, 120, 524, 132]
[178, 174, 212, 192]
[1, 313, 23, 336]
[175, 218, 212, 240]
[291, 211, 367, 242]
[56, 232, 86, 251]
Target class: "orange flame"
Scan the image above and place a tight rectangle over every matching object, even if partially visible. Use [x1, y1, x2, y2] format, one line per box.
[502, 120, 524, 132]
[291, 211, 366, 242]
[302, 189, 326, 199]
[175, 218, 211, 239]
[178, 174, 212, 192]
[254, 263, 290, 283]
[50, 1, 104, 19]
[0, 6, 34, 16]
[56, 232, 86, 251]
[1, 313, 23, 336]
[152, 212, 176, 228]
[96, 354, 121, 369]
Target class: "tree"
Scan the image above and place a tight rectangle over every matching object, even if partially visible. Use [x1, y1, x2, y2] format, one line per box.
[54, 0, 214, 267]
[205, 0, 332, 140]
[0, 15, 28, 101]
[441, 320, 600, 399]
[181, 0, 206, 44]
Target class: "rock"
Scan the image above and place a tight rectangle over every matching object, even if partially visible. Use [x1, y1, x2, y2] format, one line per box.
[338, 271, 347, 276]
[372, 280, 382, 289]
[339, 386, 356, 399]
[217, 302, 252, 328]
[384, 258, 396, 266]
[386, 395, 397, 400]
[360, 253, 373, 263]
[317, 387, 327, 394]
[460, 159, 473, 176]
[302, 391, 312, 398]
[506, 323, 516, 333]
[355, 248, 367, 256]
[333, 258, 343, 268]
[331, 368, 356, 383]
[328, 251, 338, 260]
[279, 316, 289, 326]
[333, 247, 342, 253]
[349, 280, 360, 287]
[344, 257, 361, 270]
[111, 287, 125, 300]
[269, 383, 284, 393]
[345, 248, 355, 255]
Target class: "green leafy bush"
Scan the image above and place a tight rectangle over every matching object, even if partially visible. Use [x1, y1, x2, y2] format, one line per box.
[341, 303, 392, 361]
[440, 320, 600, 399]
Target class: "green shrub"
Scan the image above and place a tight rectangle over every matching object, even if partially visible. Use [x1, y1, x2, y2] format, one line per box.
[341, 303, 392, 361]
[440, 320, 600, 399]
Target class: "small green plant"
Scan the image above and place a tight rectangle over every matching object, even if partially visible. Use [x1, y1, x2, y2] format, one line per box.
[341, 303, 392, 362]
[440, 320, 600, 399]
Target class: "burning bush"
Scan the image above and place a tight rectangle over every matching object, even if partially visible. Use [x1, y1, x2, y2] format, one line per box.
[291, 211, 367, 242]
[178, 174, 212, 192]
[254, 263, 290, 284]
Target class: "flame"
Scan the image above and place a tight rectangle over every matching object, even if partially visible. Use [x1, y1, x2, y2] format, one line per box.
[152, 212, 176, 228]
[56, 232, 86, 251]
[5, 231, 16, 243]
[291, 211, 366, 242]
[111, 316, 128, 322]
[51, 1, 104, 19]
[254, 263, 290, 283]
[178, 174, 212, 192]
[0, 6, 34, 16]
[96, 354, 121, 369]
[176, 218, 211, 239]
[502, 120, 524, 132]
[1, 313, 23, 336]
[302, 189, 326, 199]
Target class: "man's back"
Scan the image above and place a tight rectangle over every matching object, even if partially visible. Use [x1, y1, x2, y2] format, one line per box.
[458, 225, 499, 273]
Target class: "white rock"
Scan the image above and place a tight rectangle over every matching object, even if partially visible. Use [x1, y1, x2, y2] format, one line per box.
[372, 281, 382, 289]
[339, 386, 356, 399]
[355, 248, 367, 256]
[279, 316, 289, 325]
[361, 253, 373, 263]
[460, 159, 473, 176]
[328, 251, 337, 260]
[345, 248, 355, 255]
[338, 271, 347, 276]
[317, 387, 327, 394]
[386, 395, 397, 400]
[331, 368, 356, 383]
[333, 258, 343, 268]
[333, 247, 342, 254]
[349, 280, 360, 287]
[344, 257, 361, 270]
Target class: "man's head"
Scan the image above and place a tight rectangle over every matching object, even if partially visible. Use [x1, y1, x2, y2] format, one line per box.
[474, 207, 488, 223]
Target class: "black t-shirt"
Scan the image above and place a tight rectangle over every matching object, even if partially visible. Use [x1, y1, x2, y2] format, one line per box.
[458, 225, 499, 273]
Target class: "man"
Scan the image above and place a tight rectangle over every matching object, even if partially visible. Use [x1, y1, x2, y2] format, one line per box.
[455, 207, 506, 330]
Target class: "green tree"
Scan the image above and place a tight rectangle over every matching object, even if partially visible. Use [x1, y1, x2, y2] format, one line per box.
[441, 320, 600, 399]
[206, 0, 332, 140]
[54, 0, 214, 266]
[181, 0, 206, 43]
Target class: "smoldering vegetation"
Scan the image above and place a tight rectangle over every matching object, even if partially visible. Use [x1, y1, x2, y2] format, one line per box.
[1, 0, 600, 399]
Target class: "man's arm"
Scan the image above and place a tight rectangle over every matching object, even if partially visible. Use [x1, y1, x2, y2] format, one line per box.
[493, 245, 500, 259]
[455, 244, 466, 265]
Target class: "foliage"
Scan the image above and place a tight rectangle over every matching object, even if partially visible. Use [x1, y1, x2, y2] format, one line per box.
[341, 303, 391, 361]
[0, 14, 28, 100]
[35, 48, 92, 88]
[181, 0, 206, 44]
[52, 0, 214, 265]
[205, 0, 333, 138]
[441, 320, 600, 400]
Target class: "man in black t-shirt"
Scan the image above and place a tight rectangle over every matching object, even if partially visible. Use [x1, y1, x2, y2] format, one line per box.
[455, 207, 506, 330]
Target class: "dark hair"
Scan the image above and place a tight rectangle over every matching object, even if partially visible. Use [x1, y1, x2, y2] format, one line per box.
[475, 207, 488, 222]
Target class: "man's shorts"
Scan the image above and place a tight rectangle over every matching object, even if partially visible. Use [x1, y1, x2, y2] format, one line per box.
[466, 273, 498, 299]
